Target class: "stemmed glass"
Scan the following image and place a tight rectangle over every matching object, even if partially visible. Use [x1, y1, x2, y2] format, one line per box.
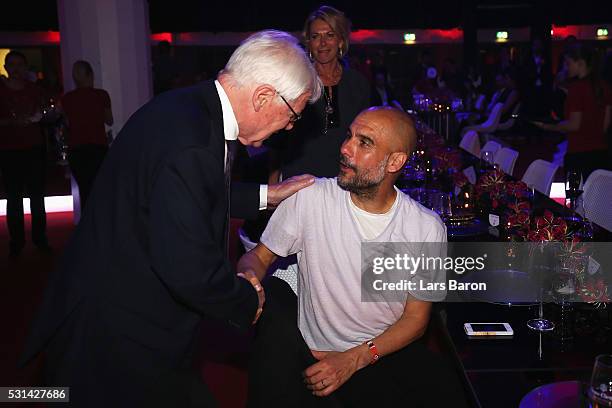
[588, 354, 612, 407]
[432, 192, 453, 222]
[527, 295, 555, 332]
[565, 170, 583, 222]
[480, 150, 495, 173]
[412, 153, 426, 189]
[527, 242, 555, 332]
[575, 198, 594, 241]
[481, 150, 494, 165]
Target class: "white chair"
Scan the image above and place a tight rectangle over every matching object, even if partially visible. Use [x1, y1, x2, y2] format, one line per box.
[494, 147, 519, 176]
[579, 169, 612, 232]
[238, 227, 257, 252]
[552, 141, 567, 167]
[521, 159, 559, 196]
[481, 140, 502, 156]
[497, 103, 521, 131]
[474, 94, 486, 111]
[459, 130, 481, 157]
[238, 228, 298, 294]
[461, 103, 504, 137]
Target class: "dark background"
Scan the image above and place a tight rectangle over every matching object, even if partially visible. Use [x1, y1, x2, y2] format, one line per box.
[0, 0, 608, 32]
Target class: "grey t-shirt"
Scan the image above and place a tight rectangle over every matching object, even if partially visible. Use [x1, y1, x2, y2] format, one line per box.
[261, 178, 447, 351]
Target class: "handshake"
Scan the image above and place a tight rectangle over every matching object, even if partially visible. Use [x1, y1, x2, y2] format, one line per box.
[237, 270, 265, 324]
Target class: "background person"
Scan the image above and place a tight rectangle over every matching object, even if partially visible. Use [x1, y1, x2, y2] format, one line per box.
[0, 50, 49, 257]
[60, 60, 113, 210]
[534, 43, 612, 179]
[243, 6, 371, 244]
[267, 5, 370, 183]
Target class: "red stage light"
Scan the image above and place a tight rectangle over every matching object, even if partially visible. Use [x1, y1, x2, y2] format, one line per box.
[45, 31, 61, 44]
[429, 28, 463, 40]
[350, 29, 382, 42]
[551, 25, 579, 39]
[151, 32, 173, 43]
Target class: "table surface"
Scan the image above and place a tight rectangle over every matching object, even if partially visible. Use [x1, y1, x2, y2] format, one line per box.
[407, 122, 612, 407]
[439, 302, 611, 408]
[518, 381, 589, 408]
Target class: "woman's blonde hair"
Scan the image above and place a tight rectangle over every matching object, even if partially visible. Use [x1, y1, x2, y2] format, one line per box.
[302, 6, 351, 58]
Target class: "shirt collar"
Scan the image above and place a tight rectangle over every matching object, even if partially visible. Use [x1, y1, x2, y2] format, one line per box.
[214, 80, 239, 141]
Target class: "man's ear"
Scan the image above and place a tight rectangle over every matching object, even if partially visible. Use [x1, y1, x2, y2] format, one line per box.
[252, 84, 276, 112]
[387, 152, 408, 173]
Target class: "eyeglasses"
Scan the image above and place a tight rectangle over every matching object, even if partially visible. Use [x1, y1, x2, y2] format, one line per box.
[277, 93, 301, 123]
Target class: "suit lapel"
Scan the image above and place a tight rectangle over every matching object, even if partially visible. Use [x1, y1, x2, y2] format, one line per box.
[199, 80, 225, 167]
[199, 80, 233, 253]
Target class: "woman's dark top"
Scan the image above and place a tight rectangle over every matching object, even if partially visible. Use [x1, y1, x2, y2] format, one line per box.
[268, 67, 371, 179]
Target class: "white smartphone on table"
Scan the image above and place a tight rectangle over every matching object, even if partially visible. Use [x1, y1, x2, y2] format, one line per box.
[464, 322, 513, 336]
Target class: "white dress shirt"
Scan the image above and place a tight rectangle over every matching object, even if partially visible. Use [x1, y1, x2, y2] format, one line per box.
[214, 80, 267, 210]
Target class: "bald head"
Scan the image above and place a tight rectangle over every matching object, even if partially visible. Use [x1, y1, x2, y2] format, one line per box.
[353, 107, 417, 155]
[338, 107, 417, 199]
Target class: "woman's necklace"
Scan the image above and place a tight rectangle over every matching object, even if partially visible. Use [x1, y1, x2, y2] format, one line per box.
[317, 63, 342, 134]
[324, 86, 334, 115]
[317, 62, 342, 86]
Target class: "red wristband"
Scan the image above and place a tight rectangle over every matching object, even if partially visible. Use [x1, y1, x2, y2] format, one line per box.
[365, 340, 380, 364]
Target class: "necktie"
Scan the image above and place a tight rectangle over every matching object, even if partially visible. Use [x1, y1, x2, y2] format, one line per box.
[224, 139, 238, 254]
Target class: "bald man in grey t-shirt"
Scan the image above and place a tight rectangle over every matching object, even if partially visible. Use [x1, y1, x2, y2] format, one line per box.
[240, 107, 467, 408]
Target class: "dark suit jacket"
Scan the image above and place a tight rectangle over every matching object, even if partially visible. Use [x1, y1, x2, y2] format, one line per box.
[20, 80, 259, 406]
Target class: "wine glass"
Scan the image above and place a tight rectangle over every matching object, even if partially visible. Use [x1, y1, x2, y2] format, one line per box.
[481, 150, 494, 167]
[432, 192, 453, 221]
[565, 169, 583, 213]
[527, 299, 555, 332]
[588, 354, 612, 407]
[527, 243, 555, 333]
[566, 169, 581, 191]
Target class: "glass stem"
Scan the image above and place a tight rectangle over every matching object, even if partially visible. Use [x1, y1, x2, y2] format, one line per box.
[539, 299, 544, 319]
[538, 287, 544, 319]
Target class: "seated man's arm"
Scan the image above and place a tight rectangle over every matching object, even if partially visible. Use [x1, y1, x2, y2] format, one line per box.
[361, 297, 431, 359]
[304, 298, 431, 397]
[237, 243, 278, 283]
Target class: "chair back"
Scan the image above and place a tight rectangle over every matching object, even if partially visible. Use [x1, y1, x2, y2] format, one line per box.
[494, 147, 519, 176]
[521, 159, 559, 196]
[480, 103, 504, 130]
[481, 140, 502, 155]
[581, 169, 612, 232]
[238, 227, 257, 252]
[474, 94, 486, 111]
[459, 102, 503, 137]
[497, 103, 521, 131]
[552, 141, 567, 167]
[459, 130, 481, 157]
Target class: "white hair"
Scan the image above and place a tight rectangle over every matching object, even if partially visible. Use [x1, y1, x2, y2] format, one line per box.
[223, 30, 322, 103]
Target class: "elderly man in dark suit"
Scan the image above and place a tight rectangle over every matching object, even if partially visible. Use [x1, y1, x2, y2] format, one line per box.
[20, 30, 321, 407]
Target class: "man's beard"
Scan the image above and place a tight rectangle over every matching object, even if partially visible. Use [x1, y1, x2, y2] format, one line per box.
[337, 155, 389, 199]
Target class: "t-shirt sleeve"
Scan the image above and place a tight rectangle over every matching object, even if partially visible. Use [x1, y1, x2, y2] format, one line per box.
[565, 82, 586, 114]
[260, 190, 303, 257]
